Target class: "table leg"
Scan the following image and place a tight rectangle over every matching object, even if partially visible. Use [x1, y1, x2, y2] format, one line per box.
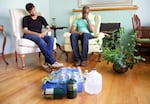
[0, 26, 8, 65]
[56, 43, 65, 52]
[51, 26, 67, 53]
[1, 32, 8, 65]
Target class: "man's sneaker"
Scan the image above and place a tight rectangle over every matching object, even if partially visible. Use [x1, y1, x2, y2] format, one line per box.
[41, 62, 51, 69]
[52, 62, 63, 68]
[41, 62, 53, 72]
[81, 60, 87, 66]
[74, 60, 81, 66]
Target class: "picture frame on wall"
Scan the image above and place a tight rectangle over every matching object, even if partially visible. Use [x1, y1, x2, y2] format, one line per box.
[79, 0, 133, 7]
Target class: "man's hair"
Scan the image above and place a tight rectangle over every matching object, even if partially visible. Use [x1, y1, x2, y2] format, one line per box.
[82, 5, 90, 13]
[25, 3, 35, 12]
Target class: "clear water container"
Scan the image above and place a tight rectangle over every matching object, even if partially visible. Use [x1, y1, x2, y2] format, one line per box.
[84, 68, 102, 94]
[83, 69, 88, 82]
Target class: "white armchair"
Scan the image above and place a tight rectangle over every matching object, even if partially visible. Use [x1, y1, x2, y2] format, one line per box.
[9, 8, 56, 69]
[64, 13, 105, 61]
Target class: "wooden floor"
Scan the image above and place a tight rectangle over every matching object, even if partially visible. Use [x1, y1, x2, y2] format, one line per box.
[0, 51, 150, 104]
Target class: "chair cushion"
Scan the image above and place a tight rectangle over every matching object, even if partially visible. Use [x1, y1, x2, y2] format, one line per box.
[136, 38, 150, 43]
[17, 38, 39, 48]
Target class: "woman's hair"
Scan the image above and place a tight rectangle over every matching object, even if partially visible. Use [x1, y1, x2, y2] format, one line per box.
[25, 3, 35, 12]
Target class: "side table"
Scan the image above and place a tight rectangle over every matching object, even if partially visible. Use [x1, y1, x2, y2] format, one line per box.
[0, 25, 8, 65]
[50, 26, 67, 52]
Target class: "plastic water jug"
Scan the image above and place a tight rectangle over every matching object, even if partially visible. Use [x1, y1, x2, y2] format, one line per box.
[84, 68, 102, 94]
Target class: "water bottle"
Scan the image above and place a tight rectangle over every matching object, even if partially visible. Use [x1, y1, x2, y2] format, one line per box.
[58, 71, 66, 84]
[75, 67, 84, 92]
[77, 67, 84, 82]
[72, 72, 79, 83]
[84, 68, 102, 94]
[83, 69, 88, 82]
[77, 67, 82, 76]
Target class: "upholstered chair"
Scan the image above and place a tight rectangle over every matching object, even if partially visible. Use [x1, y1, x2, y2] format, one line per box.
[63, 13, 105, 61]
[9, 8, 56, 69]
[132, 14, 150, 47]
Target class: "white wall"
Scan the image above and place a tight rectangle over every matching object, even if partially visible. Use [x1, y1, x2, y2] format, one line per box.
[134, 0, 150, 26]
[0, 0, 150, 54]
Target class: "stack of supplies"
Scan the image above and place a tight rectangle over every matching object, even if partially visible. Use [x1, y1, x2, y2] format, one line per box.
[41, 67, 84, 99]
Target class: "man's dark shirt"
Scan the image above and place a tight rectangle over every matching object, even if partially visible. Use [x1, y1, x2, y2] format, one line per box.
[23, 16, 48, 33]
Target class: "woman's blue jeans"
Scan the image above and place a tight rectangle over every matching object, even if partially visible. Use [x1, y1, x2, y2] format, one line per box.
[23, 34, 56, 64]
[70, 33, 94, 62]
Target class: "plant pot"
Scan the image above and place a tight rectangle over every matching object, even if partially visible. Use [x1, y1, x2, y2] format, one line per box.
[113, 64, 128, 73]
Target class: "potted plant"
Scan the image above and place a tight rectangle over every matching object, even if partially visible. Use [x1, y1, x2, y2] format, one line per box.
[101, 27, 145, 73]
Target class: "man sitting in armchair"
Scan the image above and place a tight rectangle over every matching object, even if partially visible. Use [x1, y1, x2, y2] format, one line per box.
[22, 3, 63, 69]
[70, 6, 95, 66]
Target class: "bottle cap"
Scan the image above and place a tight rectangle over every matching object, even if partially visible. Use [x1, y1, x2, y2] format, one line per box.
[92, 68, 96, 70]
[85, 69, 88, 72]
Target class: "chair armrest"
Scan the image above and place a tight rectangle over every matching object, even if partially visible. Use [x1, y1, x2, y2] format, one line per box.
[64, 32, 71, 38]
[97, 32, 106, 39]
[141, 27, 150, 31]
[13, 32, 21, 41]
[47, 31, 52, 36]
[96, 32, 105, 46]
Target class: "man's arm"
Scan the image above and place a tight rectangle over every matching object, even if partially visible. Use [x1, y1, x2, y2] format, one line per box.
[41, 16, 51, 37]
[84, 14, 95, 33]
[23, 26, 50, 38]
[41, 25, 51, 37]
[70, 25, 83, 35]
[87, 19, 95, 33]
[23, 27, 40, 36]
